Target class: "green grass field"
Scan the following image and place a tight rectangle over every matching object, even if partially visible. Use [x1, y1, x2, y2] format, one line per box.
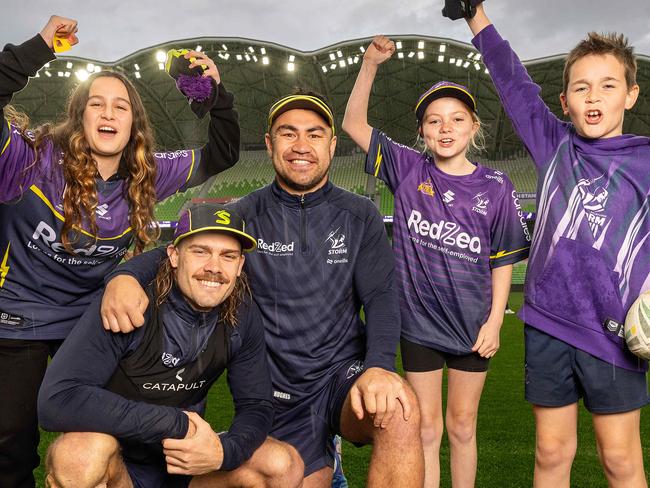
[35, 292, 649, 487]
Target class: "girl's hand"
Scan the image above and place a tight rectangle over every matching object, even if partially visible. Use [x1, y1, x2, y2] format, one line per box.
[363, 35, 396, 66]
[39, 15, 78, 51]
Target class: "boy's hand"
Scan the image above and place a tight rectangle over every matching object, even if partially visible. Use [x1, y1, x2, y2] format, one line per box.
[363, 36, 396, 66]
[39, 15, 78, 51]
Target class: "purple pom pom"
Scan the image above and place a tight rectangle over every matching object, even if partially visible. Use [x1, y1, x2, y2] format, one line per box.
[176, 74, 213, 102]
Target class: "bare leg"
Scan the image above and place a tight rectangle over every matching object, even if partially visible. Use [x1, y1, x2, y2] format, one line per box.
[532, 404, 578, 488]
[592, 409, 647, 488]
[45, 432, 132, 488]
[190, 437, 304, 488]
[339, 383, 424, 488]
[405, 370, 444, 488]
[445, 369, 487, 488]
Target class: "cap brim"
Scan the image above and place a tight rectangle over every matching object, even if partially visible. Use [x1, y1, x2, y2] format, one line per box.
[415, 86, 477, 122]
[268, 95, 335, 135]
[173, 226, 257, 252]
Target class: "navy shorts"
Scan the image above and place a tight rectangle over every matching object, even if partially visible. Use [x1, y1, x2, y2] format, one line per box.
[524, 325, 649, 414]
[125, 458, 191, 488]
[269, 358, 364, 476]
[120, 441, 192, 488]
[400, 338, 489, 373]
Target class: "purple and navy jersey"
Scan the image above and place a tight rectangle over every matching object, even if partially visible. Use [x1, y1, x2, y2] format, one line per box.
[474, 25, 650, 370]
[0, 34, 240, 340]
[366, 129, 530, 353]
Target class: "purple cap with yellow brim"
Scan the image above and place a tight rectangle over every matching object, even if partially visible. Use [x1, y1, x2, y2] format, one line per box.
[415, 81, 477, 123]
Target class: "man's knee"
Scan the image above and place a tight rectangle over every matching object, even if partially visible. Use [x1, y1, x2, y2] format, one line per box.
[46, 432, 120, 488]
[375, 385, 421, 445]
[265, 440, 304, 488]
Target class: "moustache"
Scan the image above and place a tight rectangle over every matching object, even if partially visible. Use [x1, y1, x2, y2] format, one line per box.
[193, 273, 230, 285]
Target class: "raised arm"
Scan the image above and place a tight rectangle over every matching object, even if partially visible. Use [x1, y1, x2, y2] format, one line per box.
[342, 36, 395, 153]
[154, 51, 240, 199]
[465, 3, 491, 36]
[0, 16, 75, 201]
[447, 1, 568, 165]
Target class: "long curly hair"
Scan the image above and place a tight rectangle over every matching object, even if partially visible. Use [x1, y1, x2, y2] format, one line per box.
[154, 257, 251, 328]
[6, 71, 159, 254]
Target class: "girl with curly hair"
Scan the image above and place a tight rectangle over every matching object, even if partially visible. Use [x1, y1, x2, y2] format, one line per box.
[0, 15, 240, 487]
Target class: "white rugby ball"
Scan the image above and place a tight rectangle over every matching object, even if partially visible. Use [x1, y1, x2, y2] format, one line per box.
[625, 291, 650, 361]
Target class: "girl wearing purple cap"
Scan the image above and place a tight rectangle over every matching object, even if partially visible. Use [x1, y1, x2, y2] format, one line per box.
[0, 15, 239, 487]
[343, 35, 530, 488]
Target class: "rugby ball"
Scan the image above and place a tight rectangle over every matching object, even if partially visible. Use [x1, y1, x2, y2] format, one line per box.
[625, 291, 650, 360]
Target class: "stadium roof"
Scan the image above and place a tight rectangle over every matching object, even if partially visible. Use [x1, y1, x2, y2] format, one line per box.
[11, 35, 650, 159]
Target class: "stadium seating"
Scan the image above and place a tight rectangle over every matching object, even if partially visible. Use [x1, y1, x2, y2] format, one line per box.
[154, 151, 539, 221]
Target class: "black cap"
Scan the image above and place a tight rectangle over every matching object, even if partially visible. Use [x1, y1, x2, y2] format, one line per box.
[173, 204, 256, 252]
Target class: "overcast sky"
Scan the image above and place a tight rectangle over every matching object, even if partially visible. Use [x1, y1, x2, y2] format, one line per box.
[4, 0, 650, 62]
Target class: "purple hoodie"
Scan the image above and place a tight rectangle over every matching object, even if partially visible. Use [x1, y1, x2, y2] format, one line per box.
[473, 25, 650, 371]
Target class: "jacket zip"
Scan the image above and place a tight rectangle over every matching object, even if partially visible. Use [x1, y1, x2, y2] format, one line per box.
[300, 194, 307, 253]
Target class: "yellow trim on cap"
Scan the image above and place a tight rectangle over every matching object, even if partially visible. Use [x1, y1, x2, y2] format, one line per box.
[415, 85, 476, 115]
[268, 95, 335, 135]
[173, 226, 257, 252]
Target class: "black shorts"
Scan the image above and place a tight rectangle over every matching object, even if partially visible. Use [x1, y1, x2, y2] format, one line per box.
[400, 338, 489, 373]
[269, 358, 364, 476]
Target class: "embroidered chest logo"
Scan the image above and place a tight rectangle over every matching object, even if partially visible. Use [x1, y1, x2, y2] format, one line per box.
[95, 203, 111, 220]
[577, 175, 611, 238]
[325, 227, 348, 264]
[443, 190, 455, 205]
[471, 191, 490, 216]
[161, 352, 180, 367]
[417, 178, 435, 197]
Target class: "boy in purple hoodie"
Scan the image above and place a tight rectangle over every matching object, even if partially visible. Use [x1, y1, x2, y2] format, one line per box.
[449, 2, 649, 487]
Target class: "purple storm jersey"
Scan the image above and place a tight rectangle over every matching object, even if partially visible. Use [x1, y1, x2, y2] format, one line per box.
[0, 35, 240, 340]
[366, 130, 530, 353]
[0, 132, 196, 340]
[473, 25, 650, 371]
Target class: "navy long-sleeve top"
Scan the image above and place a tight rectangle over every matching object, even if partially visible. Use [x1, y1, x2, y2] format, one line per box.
[38, 284, 273, 471]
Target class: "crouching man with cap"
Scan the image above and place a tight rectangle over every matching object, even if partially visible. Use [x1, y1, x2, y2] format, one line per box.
[37, 204, 304, 488]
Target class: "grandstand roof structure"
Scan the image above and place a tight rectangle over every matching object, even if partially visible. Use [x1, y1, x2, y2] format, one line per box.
[11, 35, 650, 159]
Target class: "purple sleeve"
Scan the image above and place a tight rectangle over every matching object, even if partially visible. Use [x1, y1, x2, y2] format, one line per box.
[489, 176, 531, 267]
[37, 299, 189, 443]
[365, 129, 423, 193]
[0, 35, 56, 201]
[0, 122, 39, 201]
[472, 25, 569, 167]
[153, 149, 197, 201]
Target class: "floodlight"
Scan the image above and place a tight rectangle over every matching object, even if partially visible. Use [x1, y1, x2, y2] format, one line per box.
[75, 69, 89, 81]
